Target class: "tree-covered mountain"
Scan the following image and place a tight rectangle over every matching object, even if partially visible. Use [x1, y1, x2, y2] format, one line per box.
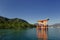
[0, 16, 35, 29]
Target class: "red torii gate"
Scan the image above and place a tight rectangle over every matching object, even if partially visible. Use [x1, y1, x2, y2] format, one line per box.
[37, 19, 49, 30]
[36, 19, 49, 40]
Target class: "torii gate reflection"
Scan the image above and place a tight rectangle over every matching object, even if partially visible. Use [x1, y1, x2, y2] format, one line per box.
[36, 19, 49, 40]
[37, 28, 48, 40]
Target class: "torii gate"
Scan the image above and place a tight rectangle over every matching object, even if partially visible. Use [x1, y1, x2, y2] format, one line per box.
[36, 19, 49, 40]
[36, 19, 49, 30]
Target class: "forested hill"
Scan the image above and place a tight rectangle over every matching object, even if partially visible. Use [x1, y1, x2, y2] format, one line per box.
[0, 16, 35, 29]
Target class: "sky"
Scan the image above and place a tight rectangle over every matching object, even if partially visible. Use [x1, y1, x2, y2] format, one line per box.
[0, 0, 60, 25]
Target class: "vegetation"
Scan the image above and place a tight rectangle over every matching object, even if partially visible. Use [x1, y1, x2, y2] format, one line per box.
[0, 16, 36, 30]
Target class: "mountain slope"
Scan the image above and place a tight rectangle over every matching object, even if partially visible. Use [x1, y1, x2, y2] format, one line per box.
[0, 16, 35, 29]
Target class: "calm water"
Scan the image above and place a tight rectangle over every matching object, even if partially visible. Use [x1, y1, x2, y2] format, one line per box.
[0, 27, 60, 40]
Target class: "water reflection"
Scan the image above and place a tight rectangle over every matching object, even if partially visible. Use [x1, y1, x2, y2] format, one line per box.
[0, 28, 60, 40]
[37, 28, 48, 40]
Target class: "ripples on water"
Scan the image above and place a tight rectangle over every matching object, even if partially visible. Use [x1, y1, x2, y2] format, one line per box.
[0, 27, 60, 40]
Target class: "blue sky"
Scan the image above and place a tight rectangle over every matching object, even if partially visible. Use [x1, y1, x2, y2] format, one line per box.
[0, 0, 60, 25]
